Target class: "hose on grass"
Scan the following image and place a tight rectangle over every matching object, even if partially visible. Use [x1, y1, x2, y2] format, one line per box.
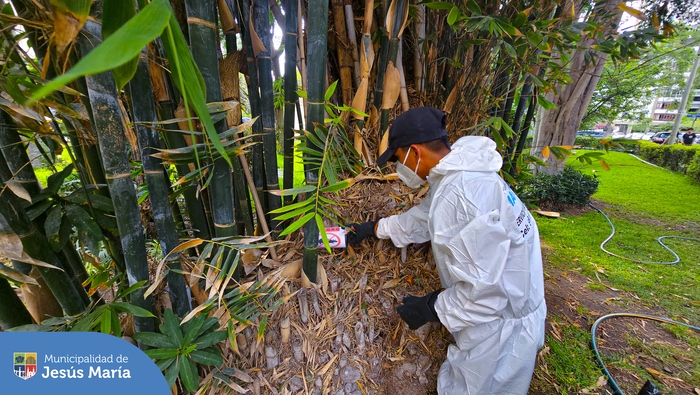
[591, 313, 700, 395]
[588, 204, 700, 394]
[589, 203, 700, 265]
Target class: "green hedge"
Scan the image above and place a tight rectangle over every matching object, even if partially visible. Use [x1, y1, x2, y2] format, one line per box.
[574, 137, 640, 153]
[638, 141, 700, 183]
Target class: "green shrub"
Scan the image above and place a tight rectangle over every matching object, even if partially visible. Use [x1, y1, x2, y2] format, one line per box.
[522, 167, 600, 208]
[638, 141, 700, 184]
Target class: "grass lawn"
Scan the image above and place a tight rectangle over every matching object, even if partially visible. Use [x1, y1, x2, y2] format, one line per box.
[530, 150, 700, 394]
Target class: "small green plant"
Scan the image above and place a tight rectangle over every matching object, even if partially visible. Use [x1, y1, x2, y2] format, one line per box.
[133, 309, 227, 392]
[522, 167, 600, 208]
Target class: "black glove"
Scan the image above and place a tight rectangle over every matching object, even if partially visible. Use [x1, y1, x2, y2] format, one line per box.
[345, 220, 378, 244]
[396, 289, 443, 330]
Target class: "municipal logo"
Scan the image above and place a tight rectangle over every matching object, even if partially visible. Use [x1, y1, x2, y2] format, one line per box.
[13, 352, 37, 380]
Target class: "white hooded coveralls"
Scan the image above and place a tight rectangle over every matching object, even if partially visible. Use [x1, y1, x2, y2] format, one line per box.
[376, 136, 546, 395]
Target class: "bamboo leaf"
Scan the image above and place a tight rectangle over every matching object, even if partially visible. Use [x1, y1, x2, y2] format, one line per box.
[4, 181, 31, 203]
[165, 239, 204, 259]
[161, 14, 233, 167]
[541, 146, 550, 160]
[273, 205, 313, 221]
[180, 356, 199, 392]
[601, 160, 611, 171]
[465, 0, 482, 15]
[164, 358, 179, 387]
[65, 205, 103, 256]
[45, 205, 64, 252]
[162, 308, 184, 345]
[101, 308, 112, 335]
[28, 0, 172, 104]
[111, 301, 156, 317]
[269, 197, 314, 213]
[189, 350, 222, 366]
[316, 214, 332, 254]
[102, 0, 138, 89]
[447, 7, 459, 25]
[268, 185, 316, 197]
[65, 191, 114, 212]
[420, 1, 454, 10]
[319, 178, 355, 192]
[195, 330, 228, 349]
[133, 332, 178, 348]
[50, 0, 92, 53]
[618, 4, 649, 21]
[257, 314, 267, 341]
[145, 348, 180, 359]
[325, 80, 338, 101]
[46, 163, 74, 194]
[279, 212, 315, 236]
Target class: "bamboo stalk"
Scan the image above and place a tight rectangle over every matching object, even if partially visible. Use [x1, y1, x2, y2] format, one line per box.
[332, 0, 354, 124]
[297, 0, 308, 113]
[268, 0, 286, 31]
[77, 21, 154, 333]
[373, 32, 389, 116]
[0, 185, 87, 316]
[129, 57, 191, 317]
[0, 112, 41, 196]
[344, 0, 360, 87]
[302, 0, 330, 283]
[396, 38, 409, 111]
[283, 0, 299, 205]
[414, 4, 425, 93]
[185, 0, 243, 281]
[238, 154, 278, 260]
[149, 42, 213, 243]
[0, 277, 35, 329]
[253, 0, 283, 231]
[238, 0, 270, 219]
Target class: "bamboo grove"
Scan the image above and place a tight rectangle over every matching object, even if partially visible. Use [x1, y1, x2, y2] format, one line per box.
[0, 0, 686, 389]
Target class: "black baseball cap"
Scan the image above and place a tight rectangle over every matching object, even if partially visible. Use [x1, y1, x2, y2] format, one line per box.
[376, 107, 449, 166]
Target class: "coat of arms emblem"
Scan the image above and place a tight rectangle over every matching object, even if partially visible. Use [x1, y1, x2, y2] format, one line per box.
[13, 353, 37, 380]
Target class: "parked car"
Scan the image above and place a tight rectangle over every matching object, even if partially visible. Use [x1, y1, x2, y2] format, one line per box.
[577, 130, 605, 138]
[650, 131, 682, 144]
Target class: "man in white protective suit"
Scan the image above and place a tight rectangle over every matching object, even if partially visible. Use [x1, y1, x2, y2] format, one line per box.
[346, 107, 546, 395]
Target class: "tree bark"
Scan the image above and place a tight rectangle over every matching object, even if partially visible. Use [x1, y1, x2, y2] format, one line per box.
[532, 0, 623, 174]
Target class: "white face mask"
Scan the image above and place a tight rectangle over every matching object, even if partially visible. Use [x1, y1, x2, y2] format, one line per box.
[397, 147, 424, 188]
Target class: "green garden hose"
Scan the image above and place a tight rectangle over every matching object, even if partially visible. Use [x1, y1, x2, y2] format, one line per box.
[589, 204, 700, 265]
[591, 313, 700, 395]
[588, 204, 700, 394]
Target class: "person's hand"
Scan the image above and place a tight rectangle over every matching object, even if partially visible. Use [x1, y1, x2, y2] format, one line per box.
[345, 220, 378, 244]
[396, 289, 443, 330]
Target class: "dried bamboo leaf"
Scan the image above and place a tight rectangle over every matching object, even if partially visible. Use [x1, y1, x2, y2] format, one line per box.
[360, 41, 373, 79]
[443, 85, 458, 114]
[4, 180, 32, 203]
[218, 0, 237, 32]
[381, 61, 401, 110]
[249, 5, 267, 57]
[351, 79, 368, 120]
[378, 129, 389, 158]
[397, 0, 410, 39]
[385, 0, 396, 39]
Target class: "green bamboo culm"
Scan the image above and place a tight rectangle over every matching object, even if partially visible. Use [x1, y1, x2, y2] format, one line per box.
[253, 0, 282, 230]
[221, 0, 256, 236]
[0, 114, 92, 307]
[151, 41, 212, 243]
[185, 0, 242, 280]
[128, 57, 192, 317]
[77, 20, 154, 334]
[0, 184, 87, 316]
[373, 32, 389, 114]
[0, 111, 41, 196]
[379, 0, 406, 136]
[303, 0, 331, 283]
[0, 277, 35, 330]
[283, 0, 299, 206]
[238, 0, 269, 218]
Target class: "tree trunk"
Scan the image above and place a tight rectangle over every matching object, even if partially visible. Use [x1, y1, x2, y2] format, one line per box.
[0, 277, 35, 330]
[532, 0, 623, 174]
